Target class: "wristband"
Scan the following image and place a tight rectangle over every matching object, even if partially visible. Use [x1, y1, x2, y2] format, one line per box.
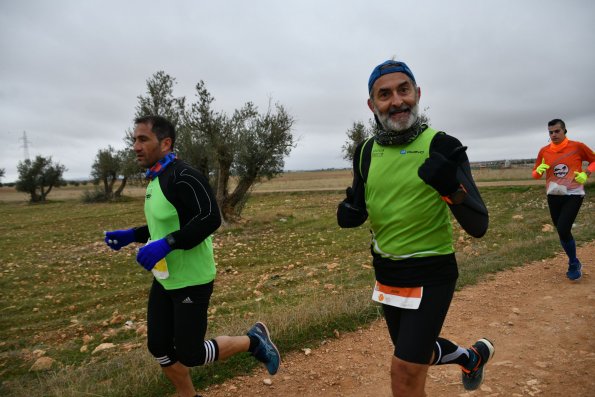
[165, 234, 176, 249]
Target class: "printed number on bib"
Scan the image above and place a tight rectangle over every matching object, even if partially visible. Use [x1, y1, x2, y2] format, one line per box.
[371, 281, 422, 309]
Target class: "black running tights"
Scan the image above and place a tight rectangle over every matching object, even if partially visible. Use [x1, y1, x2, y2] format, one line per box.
[547, 195, 583, 242]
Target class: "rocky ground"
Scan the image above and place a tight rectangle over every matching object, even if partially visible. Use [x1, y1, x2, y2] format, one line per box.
[201, 242, 595, 397]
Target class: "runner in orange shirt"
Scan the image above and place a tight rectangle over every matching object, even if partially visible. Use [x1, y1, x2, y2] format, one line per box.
[532, 119, 595, 280]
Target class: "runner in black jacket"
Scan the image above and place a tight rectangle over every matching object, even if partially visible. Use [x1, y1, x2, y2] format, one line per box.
[104, 116, 280, 397]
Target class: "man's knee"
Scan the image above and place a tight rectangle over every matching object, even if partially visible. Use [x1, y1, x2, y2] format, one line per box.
[391, 359, 426, 382]
[177, 339, 219, 367]
[391, 356, 429, 397]
[148, 339, 177, 367]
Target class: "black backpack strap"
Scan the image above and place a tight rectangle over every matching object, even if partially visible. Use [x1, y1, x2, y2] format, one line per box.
[358, 137, 375, 183]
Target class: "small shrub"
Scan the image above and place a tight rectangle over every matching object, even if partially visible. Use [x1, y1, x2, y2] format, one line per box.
[81, 189, 109, 203]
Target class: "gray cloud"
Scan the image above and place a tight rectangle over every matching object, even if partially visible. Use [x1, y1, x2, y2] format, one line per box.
[1, 0, 593, 182]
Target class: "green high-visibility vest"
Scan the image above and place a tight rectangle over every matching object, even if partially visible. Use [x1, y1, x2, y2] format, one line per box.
[144, 177, 216, 290]
[365, 127, 454, 260]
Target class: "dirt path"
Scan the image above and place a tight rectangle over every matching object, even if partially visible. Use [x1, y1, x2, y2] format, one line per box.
[203, 242, 595, 397]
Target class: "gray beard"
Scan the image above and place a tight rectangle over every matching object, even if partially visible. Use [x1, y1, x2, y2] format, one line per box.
[374, 118, 426, 146]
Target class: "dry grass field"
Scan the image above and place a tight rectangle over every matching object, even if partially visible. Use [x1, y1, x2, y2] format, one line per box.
[2, 166, 593, 396]
[0, 166, 539, 203]
[251, 166, 539, 191]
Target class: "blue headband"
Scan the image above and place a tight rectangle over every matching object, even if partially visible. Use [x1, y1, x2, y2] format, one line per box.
[368, 60, 416, 93]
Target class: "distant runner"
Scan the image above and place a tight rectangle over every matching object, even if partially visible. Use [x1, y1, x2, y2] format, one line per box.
[104, 115, 280, 397]
[337, 59, 493, 396]
[532, 118, 595, 280]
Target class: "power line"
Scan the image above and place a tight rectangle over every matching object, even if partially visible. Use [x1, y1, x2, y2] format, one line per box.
[18, 131, 31, 160]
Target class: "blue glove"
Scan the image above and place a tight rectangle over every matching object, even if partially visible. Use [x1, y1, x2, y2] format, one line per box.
[136, 239, 172, 271]
[104, 229, 136, 251]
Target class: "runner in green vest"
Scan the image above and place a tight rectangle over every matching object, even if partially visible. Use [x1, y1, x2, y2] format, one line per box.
[337, 60, 493, 396]
[104, 116, 280, 397]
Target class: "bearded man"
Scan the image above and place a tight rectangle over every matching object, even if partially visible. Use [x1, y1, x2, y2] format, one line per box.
[337, 60, 493, 396]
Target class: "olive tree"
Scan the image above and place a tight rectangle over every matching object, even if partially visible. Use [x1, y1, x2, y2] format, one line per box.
[90, 146, 141, 200]
[133, 71, 296, 222]
[224, 101, 294, 219]
[341, 120, 374, 163]
[16, 156, 66, 202]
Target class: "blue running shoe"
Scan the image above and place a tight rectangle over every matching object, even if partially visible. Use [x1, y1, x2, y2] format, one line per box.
[247, 322, 280, 375]
[566, 260, 582, 281]
[461, 338, 495, 391]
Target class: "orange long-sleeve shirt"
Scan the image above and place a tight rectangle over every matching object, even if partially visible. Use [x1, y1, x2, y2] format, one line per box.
[532, 138, 595, 195]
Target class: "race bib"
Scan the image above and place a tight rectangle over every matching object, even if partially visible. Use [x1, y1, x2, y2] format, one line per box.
[152, 258, 169, 280]
[372, 281, 423, 309]
[546, 181, 568, 195]
[147, 239, 169, 280]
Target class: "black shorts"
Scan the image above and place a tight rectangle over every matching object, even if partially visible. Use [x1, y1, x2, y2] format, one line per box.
[382, 279, 456, 364]
[146, 279, 215, 367]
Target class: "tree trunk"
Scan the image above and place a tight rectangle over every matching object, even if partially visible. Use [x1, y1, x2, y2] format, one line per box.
[218, 197, 236, 224]
[102, 176, 110, 197]
[39, 186, 47, 201]
[219, 176, 255, 222]
[29, 189, 41, 202]
[215, 156, 234, 222]
[41, 184, 53, 201]
[114, 177, 127, 198]
[229, 177, 254, 208]
[216, 166, 230, 204]
[108, 173, 117, 196]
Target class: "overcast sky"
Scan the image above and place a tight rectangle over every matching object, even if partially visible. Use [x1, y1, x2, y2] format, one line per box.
[1, 0, 594, 182]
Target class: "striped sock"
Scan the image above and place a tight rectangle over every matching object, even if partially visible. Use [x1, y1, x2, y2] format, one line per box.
[203, 339, 219, 365]
[432, 337, 472, 367]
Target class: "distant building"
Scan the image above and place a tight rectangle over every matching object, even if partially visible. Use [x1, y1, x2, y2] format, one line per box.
[470, 158, 534, 169]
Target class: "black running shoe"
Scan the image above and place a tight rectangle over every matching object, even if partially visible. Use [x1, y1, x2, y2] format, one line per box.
[461, 338, 495, 390]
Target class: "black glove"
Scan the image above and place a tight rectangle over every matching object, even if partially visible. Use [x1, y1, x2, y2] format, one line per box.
[337, 187, 367, 228]
[418, 146, 467, 196]
[339, 186, 364, 213]
[344, 187, 357, 206]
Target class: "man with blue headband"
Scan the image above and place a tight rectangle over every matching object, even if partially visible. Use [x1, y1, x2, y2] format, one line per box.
[337, 60, 493, 396]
